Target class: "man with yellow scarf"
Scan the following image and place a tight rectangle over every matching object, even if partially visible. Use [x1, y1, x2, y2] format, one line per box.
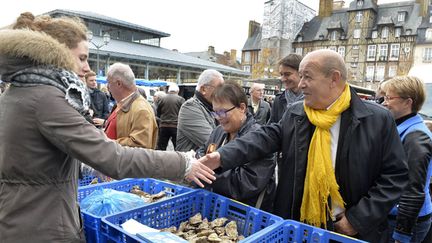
[198, 49, 409, 242]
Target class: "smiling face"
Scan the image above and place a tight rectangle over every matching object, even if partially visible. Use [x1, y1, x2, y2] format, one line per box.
[70, 40, 90, 81]
[383, 88, 412, 119]
[212, 99, 246, 136]
[279, 64, 301, 92]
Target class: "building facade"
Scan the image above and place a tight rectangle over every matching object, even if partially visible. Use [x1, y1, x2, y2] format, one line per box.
[293, 0, 432, 88]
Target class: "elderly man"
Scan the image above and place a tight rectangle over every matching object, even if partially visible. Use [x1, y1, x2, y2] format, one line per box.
[156, 84, 185, 150]
[270, 53, 304, 123]
[198, 50, 408, 242]
[247, 83, 271, 125]
[104, 63, 158, 148]
[176, 69, 224, 151]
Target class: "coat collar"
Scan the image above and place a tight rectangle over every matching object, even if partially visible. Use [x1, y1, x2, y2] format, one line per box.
[290, 87, 373, 119]
[119, 90, 141, 113]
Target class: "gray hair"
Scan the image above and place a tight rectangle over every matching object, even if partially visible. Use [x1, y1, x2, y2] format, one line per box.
[250, 83, 265, 92]
[107, 63, 135, 88]
[154, 91, 166, 99]
[196, 69, 223, 91]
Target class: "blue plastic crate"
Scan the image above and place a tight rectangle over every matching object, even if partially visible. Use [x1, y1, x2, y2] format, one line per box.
[242, 220, 368, 243]
[77, 178, 194, 243]
[101, 189, 283, 242]
[78, 174, 104, 187]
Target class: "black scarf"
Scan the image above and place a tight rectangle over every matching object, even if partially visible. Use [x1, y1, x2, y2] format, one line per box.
[195, 90, 213, 112]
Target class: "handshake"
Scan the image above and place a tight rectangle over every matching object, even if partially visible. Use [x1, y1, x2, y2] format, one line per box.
[183, 150, 221, 188]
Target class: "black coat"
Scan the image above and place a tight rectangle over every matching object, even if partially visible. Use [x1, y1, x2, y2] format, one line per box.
[197, 113, 276, 212]
[217, 88, 408, 242]
[269, 92, 287, 123]
[89, 88, 109, 119]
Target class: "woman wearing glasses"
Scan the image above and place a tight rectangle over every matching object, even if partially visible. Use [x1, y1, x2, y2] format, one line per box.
[196, 82, 276, 211]
[382, 76, 432, 243]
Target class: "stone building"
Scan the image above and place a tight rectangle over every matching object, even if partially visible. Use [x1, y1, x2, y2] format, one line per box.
[292, 0, 432, 88]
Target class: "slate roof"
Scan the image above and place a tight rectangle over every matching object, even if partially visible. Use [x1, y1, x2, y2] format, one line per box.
[46, 9, 170, 37]
[242, 26, 262, 51]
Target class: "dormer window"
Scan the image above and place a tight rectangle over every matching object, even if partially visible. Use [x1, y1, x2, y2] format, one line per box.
[382, 27, 389, 39]
[395, 28, 401, 38]
[297, 36, 303, 42]
[357, 0, 364, 7]
[426, 29, 432, 40]
[331, 31, 338, 41]
[372, 31, 378, 39]
[356, 12, 363, 22]
[319, 34, 325, 40]
[406, 29, 412, 35]
[397, 12, 406, 22]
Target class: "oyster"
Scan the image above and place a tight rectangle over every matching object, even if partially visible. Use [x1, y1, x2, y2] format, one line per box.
[225, 221, 238, 240]
[160, 226, 176, 233]
[214, 226, 225, 236]
[197, 229, 214, 237]
[148, 191, 166, 202]
[130, 185, 150, 198]
[197, 218, 209, 231]
[210, 217, 228, 228]
[189, 213, 203, 225]
[90, 177, 99, 185]
[208, 232, 222, 242]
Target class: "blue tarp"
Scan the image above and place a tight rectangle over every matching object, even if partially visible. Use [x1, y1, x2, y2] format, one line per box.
[96, 76, 168, 87]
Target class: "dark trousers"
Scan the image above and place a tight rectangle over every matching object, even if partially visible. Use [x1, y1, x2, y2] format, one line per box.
[157, 127, 177, 150]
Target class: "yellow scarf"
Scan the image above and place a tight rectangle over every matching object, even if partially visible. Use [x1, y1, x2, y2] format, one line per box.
[300, 83, 351, 228]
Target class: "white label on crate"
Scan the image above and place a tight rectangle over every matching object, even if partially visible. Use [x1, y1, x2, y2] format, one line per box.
[121, 219, 159, 235]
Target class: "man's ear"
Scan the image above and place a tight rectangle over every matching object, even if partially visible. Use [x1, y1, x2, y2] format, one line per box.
[330, 70, 341, 88]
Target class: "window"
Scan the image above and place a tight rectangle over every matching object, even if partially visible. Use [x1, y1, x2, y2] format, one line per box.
[356, 12, 363, 23]
[297, 36, 303, 42]
[354, 29, 361, 39]
[398, 12, 406, 22]
[338, 46, 346, 57]
[382, 27, 389, 39]
[243, 65, 251, 73]
[243, 51, 251, 63]
[376, 65, 385, 81]
[423, 48, 432, 62]
[367, 45, 377, 60]
[331, 31, 337, 41]
[353, 45, 359, 50]
[329, 46, 337, 52]
[295, 47, 303, 55]
[366, 66, 375, 81]
[357, 0, 364, 7]
[372, 31, 378, 39]
[395, 28, 401, 38]
[390, 44, 400, 60]
[426, 29, 432, 40]
[378, 44, 388, 61]
[406, 29, 412, 35]
[388, 66, 397, 77]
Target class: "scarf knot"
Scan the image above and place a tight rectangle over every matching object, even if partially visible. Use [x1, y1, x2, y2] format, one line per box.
[300, 83, 351, 228]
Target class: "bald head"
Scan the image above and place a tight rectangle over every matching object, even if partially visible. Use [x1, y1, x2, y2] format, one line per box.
[298, 49, 349, 109]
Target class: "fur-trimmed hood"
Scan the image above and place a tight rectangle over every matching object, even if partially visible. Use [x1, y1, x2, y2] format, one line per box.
[0, 29, 77, 76]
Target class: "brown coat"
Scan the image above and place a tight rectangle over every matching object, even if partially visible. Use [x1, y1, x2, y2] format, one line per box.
[116, 91, 158, 149]
[0, 29, 187, 242]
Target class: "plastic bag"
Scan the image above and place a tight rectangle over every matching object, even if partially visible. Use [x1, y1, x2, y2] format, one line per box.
[80, 188, 148, 216]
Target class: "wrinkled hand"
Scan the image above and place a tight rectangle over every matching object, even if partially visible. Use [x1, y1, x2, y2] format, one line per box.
[93, 118, 105, 126]
[185, 159, 215, 188]
[197, 152, 221, 170]
[334, 213, 357, 236]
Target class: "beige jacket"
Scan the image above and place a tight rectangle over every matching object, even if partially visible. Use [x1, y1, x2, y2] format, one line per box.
[116, 91, 158, 149]
[0, 29, 187, 242]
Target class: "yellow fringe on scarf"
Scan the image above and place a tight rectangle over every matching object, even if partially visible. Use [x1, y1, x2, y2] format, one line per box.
[300, 83, 351, 228]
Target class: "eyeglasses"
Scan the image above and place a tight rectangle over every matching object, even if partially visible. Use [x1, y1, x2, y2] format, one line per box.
[211, 106, 236, 119]
[383, 96, 409, 101]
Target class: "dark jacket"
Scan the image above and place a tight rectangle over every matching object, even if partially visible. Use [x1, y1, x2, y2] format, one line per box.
[391, 114, 432, 239]
[247, 98, 271, 125]
[269, 92, 287, 123]
[89, 88, 109, 119]
[197, 113, 276, 212]
[157, 93, 185, 127]
[217, 88, 408, 242]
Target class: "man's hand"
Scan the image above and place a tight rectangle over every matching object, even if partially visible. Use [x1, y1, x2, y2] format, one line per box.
[197, 152, 221, 170]
[334, 213, 358, 236]
[185, 159, 215, 188]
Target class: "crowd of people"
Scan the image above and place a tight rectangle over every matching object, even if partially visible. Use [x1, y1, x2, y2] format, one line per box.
[0, 12, 431, 243]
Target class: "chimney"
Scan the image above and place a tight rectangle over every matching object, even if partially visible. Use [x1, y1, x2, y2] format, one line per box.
[248, 20, 260, 38]
[208, 46, 215, 55]
[416, 0, 428, 17]
[172, 49, 178, 52]
[333, 0, 345, 10]
[319, 0, 333, 18]
[230, 49, 237, 62]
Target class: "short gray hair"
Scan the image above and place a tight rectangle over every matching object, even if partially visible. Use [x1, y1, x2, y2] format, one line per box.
[250, 83, 265, 92]
[154, 91, 166, 99]
[196, 69, 223, 91]
[107, 63, 135, 88]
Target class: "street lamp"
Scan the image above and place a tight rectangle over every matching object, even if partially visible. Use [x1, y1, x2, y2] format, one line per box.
[87, 31, 110, 75]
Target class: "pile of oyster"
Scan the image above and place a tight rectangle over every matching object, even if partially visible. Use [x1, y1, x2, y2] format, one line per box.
[129, 185, 167, 203]
[161, 213, 245, 243]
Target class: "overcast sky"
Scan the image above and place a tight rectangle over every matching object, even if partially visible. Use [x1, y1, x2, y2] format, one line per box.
[1, 0, 398, 55]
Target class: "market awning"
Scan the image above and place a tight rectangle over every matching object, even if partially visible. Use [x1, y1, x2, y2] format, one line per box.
[96, 76, 169, 87]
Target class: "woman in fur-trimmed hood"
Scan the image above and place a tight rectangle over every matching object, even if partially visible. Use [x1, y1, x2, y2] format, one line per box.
[0, 13, 214, 242]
